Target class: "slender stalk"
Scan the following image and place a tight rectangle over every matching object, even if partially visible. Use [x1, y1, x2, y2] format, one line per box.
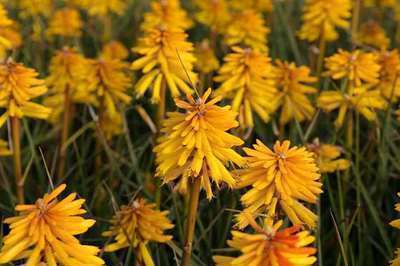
[346, 111, 354, 149]
[95, 101, 106, 171]
[102, 15, 112, 43]
[11, 116, 23, 203]
[317, 179, 323, 266]
[57, 85, 71, 181]
[351, 0, 361, 45]
[156, 79, 166, 130]
[181, 176, 201, 266]
[337, 171, 346, 257]
[316, 32, 326, 78]
[155, 79, 166, 207]
[355, 112, 363, 265]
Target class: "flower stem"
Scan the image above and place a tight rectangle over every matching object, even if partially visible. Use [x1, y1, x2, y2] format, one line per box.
[346, 111, 354, 149]
[11, 116, 23, 203]
[316, 34, 326, 78]
[181, 177, 201, 266]
[57, 86, 71, 181]
[155, 79, 166, 207]
[351, 0, 361, 45]
[156, 79, 166, 129]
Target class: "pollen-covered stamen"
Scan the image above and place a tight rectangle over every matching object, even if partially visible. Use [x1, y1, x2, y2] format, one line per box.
[276, 152, 286, 160]
[36, 199, 48, 217]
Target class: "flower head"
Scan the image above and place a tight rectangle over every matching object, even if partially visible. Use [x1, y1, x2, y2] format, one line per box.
[273, 60, 317, 126]
[0, 61, 51, 127]
[70, 0, 126, 16]
[391, 249, 400, 266]
[102, 113, 126, 139]
[235, 140, 322, 228]
[194, 0, 230, 34]
[131, 26, 197, 103]
[375, 49, 400, 101]
[89, 58, 132, 112]
[390, 193, 400, 229]
[154, 88, 245, 199]
[298, 0, 352, 42]
[0, 138, 11, 156]
[18, 0, 52, 18]
[142, 0, 192, 30]
[225, 9, 269, 52]
[0, 4, 21, 59]
[0, 3, 12, 27]
[101, 41, 129, 61]
[307, 138, 350, 173]
[229, 0, 273, 13]
[214, 46, 276, 128]
[324, 49, 381, 87]
[46, 8, 83, 38]
[0, 184, 104, 265]
[86, 58, 132, 138]
[44, 47, 93, 122]
[358, 21, 390, 49]
[194, 39, 220, 74]
[103, 198, 173, 265]
[214, 213, 317, 266]
[317, 86, 387, 128]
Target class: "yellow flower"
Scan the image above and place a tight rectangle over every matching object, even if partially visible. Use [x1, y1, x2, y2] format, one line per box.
[0, 4, 21, 59]
[103, 198, 174, 266]
[0, 184, 105, 265]
[0, 22, 22, 59]
[88, 58, 132, 113]
[358, 21, 390, 49]
[31, 19, 44, 42]
[0, 138, 11, 156]
[235, 139, 322, 228]
[194, 39, 220, 74]
[0, 3, 13, 31]
[154, 89, 245, 199]
[376, 49, 400, 101]
[98, 111, 125, 140]
[390, 193, 400, 229]
[44, 47, 93, 122]
[307, 138, 350, 173]
[131, 26, 197, 103]
[194, 0, 230, 34]
[229, 0, 273, 13]
[324, 49, 381, 87]
[86, 58, 132, 138]
[142, 0, 192, 30]
[225, 9, 269, 52]
[273, 60, 317, 126]
[69, 0, 126, 16]
[214, 46, 276, 128]
[298, 0, 352, 42]
[214, 213, 317, 266]
[101, 40, 129, 61]
[317, 86, 387, 128]
[46, 8, 82, 38]
[391, 249, 400, 266]
[18, 0, 53, 18]
[0, 61, 51, 127]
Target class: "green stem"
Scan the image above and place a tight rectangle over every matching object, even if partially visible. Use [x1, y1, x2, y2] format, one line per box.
[155, 79, 166, 207]
[11, 116, 23, 203]
[57, 85, 71, 181]
[181, 177, 201, 266]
